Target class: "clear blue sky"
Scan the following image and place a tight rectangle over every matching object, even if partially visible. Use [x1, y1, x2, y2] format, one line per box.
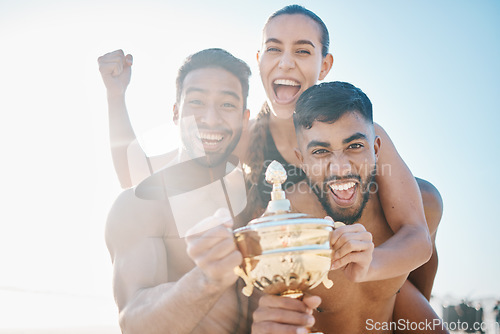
[0, 0, 499, 329]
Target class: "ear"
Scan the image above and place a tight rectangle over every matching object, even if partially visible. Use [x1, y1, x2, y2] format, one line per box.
[294, 147, 308, 174]
[242, 109, 250, 130]
[294, 147, 304, 164]
[172, 103, 179, 125]
[318, 53, 334, 81]
[373, 135, 381, 161]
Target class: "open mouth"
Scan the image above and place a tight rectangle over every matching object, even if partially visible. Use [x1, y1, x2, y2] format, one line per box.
[273, 79, 301, 104]
[328, 181, 358, 207]
[196, 131, 225, 151]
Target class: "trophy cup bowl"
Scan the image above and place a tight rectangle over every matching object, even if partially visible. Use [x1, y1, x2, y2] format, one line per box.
[234, 213, 335, 298]
[233, 161, 341, 299]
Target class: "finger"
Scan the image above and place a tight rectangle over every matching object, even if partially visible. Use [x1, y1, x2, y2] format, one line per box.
[192, 236, 239, 265]
[186, 226, 235, 259]
[213, 208, 233, 229]
[252, 321, 308, 334]
[302, 295, 322, 312]
[259, 295, 309, 313]
[97, 49, 124, 62]
[332, 233, 373, 260]
[185, 210, 232, 237]
[331, 250, 373, 270]
[253, 307, 315, 327]
[98, 61, 123, 76]
[125, 53, 133, 66]
[330, 224, 369, 250]
[202, 250, 243, 278]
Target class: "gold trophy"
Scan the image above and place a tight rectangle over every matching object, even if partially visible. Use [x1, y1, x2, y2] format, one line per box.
[234, 161, 342, 333]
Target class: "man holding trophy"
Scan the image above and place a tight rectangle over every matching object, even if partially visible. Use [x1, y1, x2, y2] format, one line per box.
[251, 82, 446, 333]
[104, 48, 255, 333]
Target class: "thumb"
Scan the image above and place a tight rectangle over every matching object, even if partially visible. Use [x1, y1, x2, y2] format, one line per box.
[303, 295, 322, 312]
[125, 54, 133, 66]
[214, 207, 233, 228]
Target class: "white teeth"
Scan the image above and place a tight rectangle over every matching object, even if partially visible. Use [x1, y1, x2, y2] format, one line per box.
[199, 132, 223, 141]
[273, 79, 300, 86]
[330, 182, 356, 191]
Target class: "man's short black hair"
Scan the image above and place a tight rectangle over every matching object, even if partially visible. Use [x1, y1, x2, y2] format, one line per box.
[294, 81, 373, 131]
[176, 48, 251, 109]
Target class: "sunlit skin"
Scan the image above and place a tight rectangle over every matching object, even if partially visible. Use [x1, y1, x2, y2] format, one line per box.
[105, 65, 252, 334]
[174, 67, 248, 170]
[99, 10, 442, 334]
[253, 112, 406, 333]
[296, 112, 381, 225]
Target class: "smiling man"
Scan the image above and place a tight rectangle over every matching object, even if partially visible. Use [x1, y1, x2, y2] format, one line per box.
[252, 81, 446, 334]
[104, 49, 253, 334]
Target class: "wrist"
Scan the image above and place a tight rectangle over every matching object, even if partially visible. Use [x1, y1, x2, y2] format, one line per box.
[196, 268, 229, 296]
[106, 89, 127, 100]
[364, 252, 381, 282]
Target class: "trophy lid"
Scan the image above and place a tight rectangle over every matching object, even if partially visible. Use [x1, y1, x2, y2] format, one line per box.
[249, 160, 298, 224]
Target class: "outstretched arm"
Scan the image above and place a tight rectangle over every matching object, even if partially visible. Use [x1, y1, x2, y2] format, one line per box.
[106, 191, 242, 334]
[364, 123, 432, 280]
[98, 50, 153, 188]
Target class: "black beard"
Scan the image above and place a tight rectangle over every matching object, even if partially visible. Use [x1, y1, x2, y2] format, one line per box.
[307, 171, 375, 225]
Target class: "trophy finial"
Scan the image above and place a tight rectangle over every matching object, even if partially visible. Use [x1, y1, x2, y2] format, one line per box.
[261, 160, 291, 214]
[265, 160, 287, 201]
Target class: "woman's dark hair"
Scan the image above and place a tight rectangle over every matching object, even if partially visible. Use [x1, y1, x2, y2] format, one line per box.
[244, 6, 331, 214]
[265, 4, 330, 57]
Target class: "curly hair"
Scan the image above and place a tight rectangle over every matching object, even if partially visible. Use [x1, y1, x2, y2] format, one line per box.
[242, 102, 271, 217]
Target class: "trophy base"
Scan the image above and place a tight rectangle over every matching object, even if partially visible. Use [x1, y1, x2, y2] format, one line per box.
[281, 289, 303, 299]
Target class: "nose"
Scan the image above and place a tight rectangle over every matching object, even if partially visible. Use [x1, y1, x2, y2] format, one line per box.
[327, 150, 353, 177]
[278, 51, 295, 71]
[199, 104, 221, 127]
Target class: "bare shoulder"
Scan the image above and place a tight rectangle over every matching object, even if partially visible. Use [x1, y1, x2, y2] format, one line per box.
[415, 177, 443, 234]
[105, 188, 168, 257]
[373, 123, 399, 153]
[373, 122, 386, 138]
[373, 122, 389, 138]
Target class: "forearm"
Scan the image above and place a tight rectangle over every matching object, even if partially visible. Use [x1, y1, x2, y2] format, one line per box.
[367, 225, 432, 281]
[120, 266, 230, 334]
[107, 93, 148, 188]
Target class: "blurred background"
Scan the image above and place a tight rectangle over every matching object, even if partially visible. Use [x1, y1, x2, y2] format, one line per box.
[0, 0, 499, 332]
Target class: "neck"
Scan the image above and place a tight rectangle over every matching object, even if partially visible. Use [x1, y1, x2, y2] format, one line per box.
[269, 113, 297, 147]
[177, 149, 227, 181]
[268, 112, 300, 165]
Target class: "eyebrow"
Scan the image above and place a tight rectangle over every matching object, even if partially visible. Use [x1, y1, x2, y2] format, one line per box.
[221, 90, 241, 100]
[306, 132, 368, 150]
[185, 87, 240, 100]
[265, 38, 316, 48]
[306, 140, 330, 150]
[343, 132, 368, 144]
[185, 87, 206, 95]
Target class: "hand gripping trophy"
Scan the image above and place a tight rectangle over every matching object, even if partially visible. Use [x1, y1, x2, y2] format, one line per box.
[234, 161, 343, 333]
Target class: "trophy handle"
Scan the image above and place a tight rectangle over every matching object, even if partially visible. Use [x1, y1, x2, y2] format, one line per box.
[233, 266, 254, 297]
[322, 276, 334, 289]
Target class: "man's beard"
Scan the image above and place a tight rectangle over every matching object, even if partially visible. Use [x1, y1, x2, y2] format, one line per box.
[307, 169, 376, 225]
